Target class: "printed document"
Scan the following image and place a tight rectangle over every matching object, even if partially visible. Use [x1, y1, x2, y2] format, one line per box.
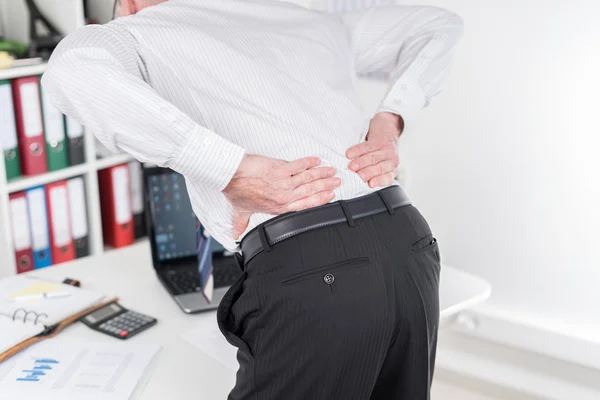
[0, 338, 160, 400]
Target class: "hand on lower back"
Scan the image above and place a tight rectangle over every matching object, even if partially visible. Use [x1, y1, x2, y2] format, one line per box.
[346, 112, 403, 188]
[223, 154, 341, 239]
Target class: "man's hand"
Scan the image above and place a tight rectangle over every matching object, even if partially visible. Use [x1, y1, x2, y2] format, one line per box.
[223, 155, 341, 239]
[346, 112, 404, 188]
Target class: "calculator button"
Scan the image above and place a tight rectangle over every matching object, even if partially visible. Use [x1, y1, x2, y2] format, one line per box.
[119, 330, 129, 337]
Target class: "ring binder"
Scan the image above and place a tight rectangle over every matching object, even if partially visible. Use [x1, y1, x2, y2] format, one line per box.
[0, 276, 119, 363]
[12, 309, 48, 325]
[0, 297, 120, 364]
[35, 313, 48, 325]
[12, 308, 24, 321]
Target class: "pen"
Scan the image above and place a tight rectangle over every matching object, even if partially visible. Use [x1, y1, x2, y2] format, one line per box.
[8, 292, 71, 302]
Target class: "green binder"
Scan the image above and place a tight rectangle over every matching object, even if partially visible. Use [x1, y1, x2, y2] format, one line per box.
[39, 77, 68, 171]
[0, 79, 21, 180]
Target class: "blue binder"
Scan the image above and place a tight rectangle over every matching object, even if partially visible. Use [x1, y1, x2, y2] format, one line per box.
[25, 186, 53, 269]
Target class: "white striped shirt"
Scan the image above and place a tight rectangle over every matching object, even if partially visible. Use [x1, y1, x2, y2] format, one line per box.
[42, 0, 463, 251]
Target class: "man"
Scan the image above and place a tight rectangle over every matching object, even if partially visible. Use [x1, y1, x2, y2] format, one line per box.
[43, 0, 463, 398]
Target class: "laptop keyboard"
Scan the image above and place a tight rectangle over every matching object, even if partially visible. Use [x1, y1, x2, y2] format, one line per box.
[167, 269, 202, 295]
[165, 260, 241, 295]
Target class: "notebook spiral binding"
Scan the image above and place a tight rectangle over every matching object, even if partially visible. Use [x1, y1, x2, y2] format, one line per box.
[12, 309, 48, 325]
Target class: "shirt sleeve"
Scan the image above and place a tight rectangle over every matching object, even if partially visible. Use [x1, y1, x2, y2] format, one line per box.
[338, 6, 464, 124]
[42, 23, 245, 192]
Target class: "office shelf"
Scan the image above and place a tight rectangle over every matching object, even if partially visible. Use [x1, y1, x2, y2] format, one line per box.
[5, 164, 91, 194]
[0, 0, 144, 279]
[0, 62, 48, 81]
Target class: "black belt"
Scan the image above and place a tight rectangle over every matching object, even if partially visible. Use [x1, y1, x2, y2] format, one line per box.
[239, 186, 412, 265]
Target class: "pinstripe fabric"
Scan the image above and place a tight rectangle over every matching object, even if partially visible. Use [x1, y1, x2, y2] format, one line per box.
[217, 198, 441, 399]
[42, 0, 463, 251]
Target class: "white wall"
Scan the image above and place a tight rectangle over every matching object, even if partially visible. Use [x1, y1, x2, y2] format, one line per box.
[394, 0, 600, 341]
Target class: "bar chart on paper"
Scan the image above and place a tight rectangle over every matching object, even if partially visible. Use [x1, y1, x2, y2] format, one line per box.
[16, 358, 60, 382]
[0, 338, 160, 399]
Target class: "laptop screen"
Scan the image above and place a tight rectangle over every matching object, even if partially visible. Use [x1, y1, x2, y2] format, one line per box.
[146, 169, 225, 262]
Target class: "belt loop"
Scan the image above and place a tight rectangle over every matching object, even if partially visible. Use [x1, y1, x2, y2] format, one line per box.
[377, 191, 396, 215]
[234, 252, 244, 272]
[259, 225, 273, 252]
[338, 200, 356, 227]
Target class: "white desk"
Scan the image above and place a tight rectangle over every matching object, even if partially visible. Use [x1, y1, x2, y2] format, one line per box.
[27, 241, 490, 399]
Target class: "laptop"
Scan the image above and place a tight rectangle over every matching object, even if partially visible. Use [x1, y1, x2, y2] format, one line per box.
[143, 166, 242, 313]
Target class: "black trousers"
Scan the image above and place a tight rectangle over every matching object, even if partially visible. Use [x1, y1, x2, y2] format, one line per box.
[217, 197, 441, 400]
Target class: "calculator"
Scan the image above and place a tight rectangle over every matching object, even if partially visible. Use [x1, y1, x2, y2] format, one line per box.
[80, 302, 157, 340]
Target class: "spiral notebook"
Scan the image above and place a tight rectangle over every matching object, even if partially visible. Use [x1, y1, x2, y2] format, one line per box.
[0, 276, 110, 357]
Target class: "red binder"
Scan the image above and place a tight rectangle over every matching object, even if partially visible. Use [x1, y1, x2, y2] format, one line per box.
[98, 164, 134, 248]
[46, 180, 76, 264]
[12, 76, 48, 175]
[8, 192, 35, 274]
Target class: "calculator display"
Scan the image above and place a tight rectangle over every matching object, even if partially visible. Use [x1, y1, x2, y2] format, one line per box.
[84, 303, 122, 324]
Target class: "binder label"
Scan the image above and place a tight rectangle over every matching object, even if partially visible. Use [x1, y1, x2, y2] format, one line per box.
[49, 187, 72, 247]
[113, 166, 132, 224]
[129, 162, 144, 214]
[0, 84, 18, 150]
[66, 116, 84, 138]
[20, 83, 43, 138]
[41, 87, 66, 142]
[10, 198, 32, 251]
[67, 178, 89, 240]
[26, 188, 50, 251]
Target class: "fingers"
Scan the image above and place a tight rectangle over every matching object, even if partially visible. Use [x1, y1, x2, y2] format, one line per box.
[348, 147, 397, 172]
[290, 166, 336, 187]
[346, 140, 386, 160]
[292, 177, 341, 200]
[287, 191, 336, 212]
[284, 157, 322, 175]
[368, 172, 395, 188]
[356, 160, 398, 183]
[232, 210, 252, 240]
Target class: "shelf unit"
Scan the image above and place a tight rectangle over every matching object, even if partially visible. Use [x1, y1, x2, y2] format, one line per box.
[0, 62, 135, 278]
[0, 63, 48, 81]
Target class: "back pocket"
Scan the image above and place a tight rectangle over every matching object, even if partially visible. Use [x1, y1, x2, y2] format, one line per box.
[411, 234, 438, 254]
[281, 257, 370, 286]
